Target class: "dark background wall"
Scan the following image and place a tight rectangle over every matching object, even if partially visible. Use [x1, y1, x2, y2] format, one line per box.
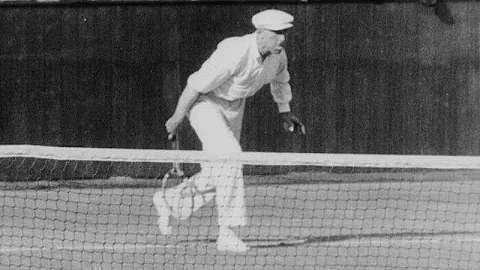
[0, 1, 478, 155]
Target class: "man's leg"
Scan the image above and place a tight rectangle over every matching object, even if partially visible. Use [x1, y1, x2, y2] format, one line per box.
[153, 161, 217, 235]
[152, 191, 173, 235]
[188, 100, 248, 252]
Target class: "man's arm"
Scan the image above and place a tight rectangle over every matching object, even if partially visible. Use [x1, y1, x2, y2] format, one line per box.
[165, 39, 239, 139]
[270, 52, 306, 135]
[165, 85, 200, 138]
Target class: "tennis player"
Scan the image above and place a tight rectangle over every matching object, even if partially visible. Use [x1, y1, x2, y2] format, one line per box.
[153, 9, 305, 253]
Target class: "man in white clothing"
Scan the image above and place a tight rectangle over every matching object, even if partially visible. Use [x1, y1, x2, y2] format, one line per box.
[153, 9, 306, 253]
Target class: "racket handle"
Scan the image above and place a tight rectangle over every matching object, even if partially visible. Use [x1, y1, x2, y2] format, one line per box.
[169, 131, 184, 176]
[170, 134, 180, 151]
[168, 132, 177, 142]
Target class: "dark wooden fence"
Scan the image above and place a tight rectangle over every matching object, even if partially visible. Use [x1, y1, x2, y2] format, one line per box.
[0, 1, 479, 155]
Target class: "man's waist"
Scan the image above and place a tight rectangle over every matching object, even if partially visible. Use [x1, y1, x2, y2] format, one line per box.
[197, 92, 245, 111]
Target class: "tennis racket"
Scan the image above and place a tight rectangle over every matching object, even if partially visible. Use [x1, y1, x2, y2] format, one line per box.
[159, 131, 201, 220]
[166, 131, 184, 178]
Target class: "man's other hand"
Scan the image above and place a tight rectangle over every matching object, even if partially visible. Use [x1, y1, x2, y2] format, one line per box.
[280, 112, 306, 135]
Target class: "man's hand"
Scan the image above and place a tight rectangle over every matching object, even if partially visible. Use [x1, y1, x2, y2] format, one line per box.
[280, 112, 306, 135]
[165, 114, 184, 141]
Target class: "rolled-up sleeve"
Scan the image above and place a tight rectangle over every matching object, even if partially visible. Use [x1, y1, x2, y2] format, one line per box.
[270, 51, 292, 113]
[187, 40, 237, 93]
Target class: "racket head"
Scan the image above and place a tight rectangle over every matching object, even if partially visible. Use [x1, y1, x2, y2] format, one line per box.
[158, 169, 192, 220]
[160, 130, 195, 219]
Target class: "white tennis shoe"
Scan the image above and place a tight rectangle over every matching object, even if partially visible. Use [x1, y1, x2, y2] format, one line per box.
[153, 192, 172, 235]
[217, 227, 249, 253]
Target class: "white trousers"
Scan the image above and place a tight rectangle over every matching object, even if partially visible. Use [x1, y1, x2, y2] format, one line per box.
[168, 94, 247, 227]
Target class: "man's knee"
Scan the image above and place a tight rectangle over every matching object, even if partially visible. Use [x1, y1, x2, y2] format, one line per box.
[204, 137, 242, 154]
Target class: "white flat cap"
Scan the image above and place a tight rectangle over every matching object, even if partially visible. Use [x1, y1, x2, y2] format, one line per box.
[252, 9, 294, 31]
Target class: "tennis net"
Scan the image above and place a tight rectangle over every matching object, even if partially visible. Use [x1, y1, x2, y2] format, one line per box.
[1, 145, 480, 269]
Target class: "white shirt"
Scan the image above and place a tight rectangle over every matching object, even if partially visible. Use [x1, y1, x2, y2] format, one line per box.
[187, 32, 292, 112]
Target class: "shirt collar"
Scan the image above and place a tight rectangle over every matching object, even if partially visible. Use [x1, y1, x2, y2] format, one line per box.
[250, 32, 263, 63]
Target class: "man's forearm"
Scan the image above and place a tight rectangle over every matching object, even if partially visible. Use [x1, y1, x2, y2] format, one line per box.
[165, 85, 201, 135]
[172, 85, 200, 120]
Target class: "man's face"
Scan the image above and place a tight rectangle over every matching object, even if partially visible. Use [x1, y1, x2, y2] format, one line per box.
[260, 29, 288, 56]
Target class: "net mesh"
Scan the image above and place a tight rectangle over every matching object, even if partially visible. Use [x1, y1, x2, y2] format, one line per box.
[1, 145, 480, 269]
